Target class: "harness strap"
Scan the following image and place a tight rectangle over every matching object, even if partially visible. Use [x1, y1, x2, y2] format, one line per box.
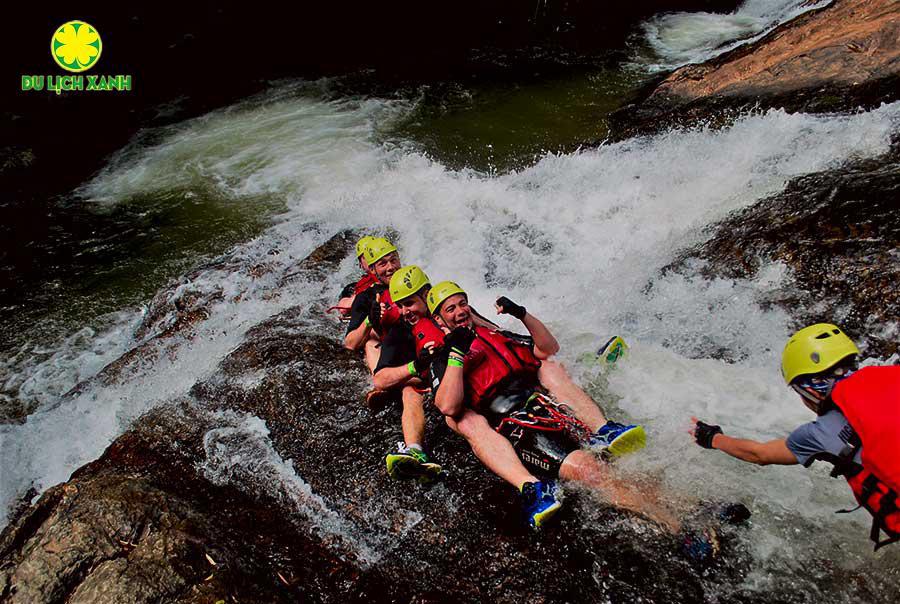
[871, 490, 900, 551]
[837, 474, 881, 514]
[493, 392, 592, 442]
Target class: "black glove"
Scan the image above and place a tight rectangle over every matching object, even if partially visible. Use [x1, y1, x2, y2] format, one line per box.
[694, 421, 723, 449]
[444, 327, 476, 354]
[496, 296, 526, 320]
[412, 347, 435, 376]
[366, 299, 382, 332]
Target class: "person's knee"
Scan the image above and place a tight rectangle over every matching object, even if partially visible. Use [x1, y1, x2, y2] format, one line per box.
[444, 415, 461, 434]
[559, 449, 605, 482]
[539, 360, 569, 387]
[444, 409, 486, 439]
[401, 386, 423, 407]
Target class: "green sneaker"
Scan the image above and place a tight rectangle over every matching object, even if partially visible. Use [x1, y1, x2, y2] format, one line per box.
[598, 336, 629, 365]
[577, 335, 629, 366]
[385, 443, 443, 483]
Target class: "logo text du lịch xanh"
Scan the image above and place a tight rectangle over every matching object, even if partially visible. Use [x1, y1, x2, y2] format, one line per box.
[21, 21, 132, 94]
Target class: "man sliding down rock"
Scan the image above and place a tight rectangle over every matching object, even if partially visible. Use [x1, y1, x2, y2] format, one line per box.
[422, 280, 683, 530]
[334, 235, 379, 320]
[342, 239, 441, 482]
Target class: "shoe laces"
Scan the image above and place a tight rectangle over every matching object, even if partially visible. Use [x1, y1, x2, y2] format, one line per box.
[396, 442, 428, 463]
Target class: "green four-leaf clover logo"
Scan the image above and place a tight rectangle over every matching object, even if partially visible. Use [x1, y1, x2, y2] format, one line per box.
[52, 21, 102, 73]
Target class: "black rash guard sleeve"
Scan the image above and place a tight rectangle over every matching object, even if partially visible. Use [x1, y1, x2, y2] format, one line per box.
[374, 325, 417, 374]
[345, 287, 378, 335]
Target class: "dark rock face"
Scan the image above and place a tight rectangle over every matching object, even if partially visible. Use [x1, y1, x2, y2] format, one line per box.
[0, 404, 378, 604]
[611, 0, 900, 139]
[668, 146, 900, 360]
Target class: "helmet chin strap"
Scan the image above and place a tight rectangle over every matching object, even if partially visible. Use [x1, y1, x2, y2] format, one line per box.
[792, 382, 827, 408]
[791, 368, 856, 412]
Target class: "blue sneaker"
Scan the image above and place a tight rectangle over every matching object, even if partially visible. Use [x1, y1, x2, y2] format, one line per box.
[520, 480, 563, 528]
[681, 527, 720, 564]
[590, 421, 646, 456]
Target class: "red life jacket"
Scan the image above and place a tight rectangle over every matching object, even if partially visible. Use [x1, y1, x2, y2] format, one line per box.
[830, 365, 900, 550]
[463, 326, 541, 409]
[354, 272, 378, 295]
[411, 317, 445, 356]
[376, 288, 401, 336]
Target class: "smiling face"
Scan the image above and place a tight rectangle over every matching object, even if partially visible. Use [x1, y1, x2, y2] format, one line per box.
[437, 293, 472, 329]
[396, 293, 428, 325]
[372, 252, 401, 284]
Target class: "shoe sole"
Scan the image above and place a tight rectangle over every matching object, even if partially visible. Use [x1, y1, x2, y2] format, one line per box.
[416, 462, 444, 484]
[385, 455, 443, 483]
[531, 499, 563, 528]
[606, 425, 647, 457]
[597, 336, 629, 365]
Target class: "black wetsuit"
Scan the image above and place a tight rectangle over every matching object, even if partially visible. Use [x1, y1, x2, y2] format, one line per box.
[374, 324, 417, 374]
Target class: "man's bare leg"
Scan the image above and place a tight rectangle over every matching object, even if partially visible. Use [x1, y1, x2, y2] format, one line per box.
[539, 360, 606, 430]
[445, 409, 537, 489]
[400, 386, 426, 447]
[559, 450, 680, 532]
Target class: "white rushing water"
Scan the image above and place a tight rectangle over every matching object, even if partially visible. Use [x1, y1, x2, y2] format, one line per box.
[2, 81, 899, 590]
[637, 0, 833, 71]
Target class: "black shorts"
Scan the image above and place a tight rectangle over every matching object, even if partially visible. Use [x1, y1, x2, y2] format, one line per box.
[485, 387, 583, 479]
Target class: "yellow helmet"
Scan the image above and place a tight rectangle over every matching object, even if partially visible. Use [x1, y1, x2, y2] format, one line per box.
[427, 281, 466, 314]
[389, 266, 430, 302]
[362, 237, 398, 265]
[781, 323, 859, 384]
[355, 235, 376, 258]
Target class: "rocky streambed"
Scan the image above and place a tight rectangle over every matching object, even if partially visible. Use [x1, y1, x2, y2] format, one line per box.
[1, 233, 752, 604]
[4, 1, 900, 602]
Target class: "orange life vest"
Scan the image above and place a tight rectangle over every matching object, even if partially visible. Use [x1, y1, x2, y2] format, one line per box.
[463, 326, 541, 409]
[829, 365, 900, 550]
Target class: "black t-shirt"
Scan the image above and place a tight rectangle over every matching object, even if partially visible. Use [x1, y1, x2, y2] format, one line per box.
[374, 324, 417, 374]
[345, 284, 385, 335]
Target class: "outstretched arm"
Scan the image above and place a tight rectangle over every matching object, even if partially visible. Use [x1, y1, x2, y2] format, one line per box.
[495, 297, 559, 358]
[691, 417, 797, 466]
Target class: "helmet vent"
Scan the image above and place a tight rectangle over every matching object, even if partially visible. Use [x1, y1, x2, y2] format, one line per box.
[810, 352, 821, 363]
[814, 332, 831, 339]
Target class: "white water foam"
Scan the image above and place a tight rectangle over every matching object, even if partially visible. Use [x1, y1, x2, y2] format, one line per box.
[636, 0, 833, 72]
[3, 86, 899, 589]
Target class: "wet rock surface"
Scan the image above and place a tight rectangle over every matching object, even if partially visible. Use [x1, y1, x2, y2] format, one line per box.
[612, 0, 900, 138]
[668, 144, 900, 360]
[6, 224, 900, 601]
[2, 236, 758, 603]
